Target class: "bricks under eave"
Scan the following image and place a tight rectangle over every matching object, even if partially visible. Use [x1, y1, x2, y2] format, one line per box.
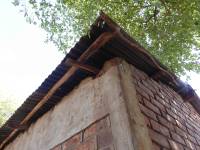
[131, 65, 200, 150]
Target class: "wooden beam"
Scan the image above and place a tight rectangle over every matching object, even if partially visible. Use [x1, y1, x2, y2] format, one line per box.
[115, 32, 178, 85]
[65, 58, 100, 74]
[100, 12, 179, 86]
[8, 124, 29, 131]
[0, 32, 115, 149]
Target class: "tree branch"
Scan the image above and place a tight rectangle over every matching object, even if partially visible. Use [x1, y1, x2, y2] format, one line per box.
[145, 6, 159, 25]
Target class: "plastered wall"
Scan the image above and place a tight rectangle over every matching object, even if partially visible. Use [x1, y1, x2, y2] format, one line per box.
[4, 59, 151, 150]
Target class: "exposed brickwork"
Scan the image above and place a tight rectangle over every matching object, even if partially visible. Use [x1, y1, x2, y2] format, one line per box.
[51, 115, 114, 150]
[131, 65, 200, 150]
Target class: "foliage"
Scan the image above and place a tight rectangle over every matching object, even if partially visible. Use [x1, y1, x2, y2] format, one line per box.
[0, 100, 16, 126]
[13, 0, 200, 76]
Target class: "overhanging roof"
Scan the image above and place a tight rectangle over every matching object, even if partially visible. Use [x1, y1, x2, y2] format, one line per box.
[0, 12, 199, 149]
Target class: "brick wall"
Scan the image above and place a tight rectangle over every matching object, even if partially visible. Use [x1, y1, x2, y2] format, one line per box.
[51, 115, 114, 150]
[131, 65, 200, 150]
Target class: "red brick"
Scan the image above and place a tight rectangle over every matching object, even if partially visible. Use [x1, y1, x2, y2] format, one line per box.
[144, 100, 161, 115]
[186, 123, 196, 133]
[149, 129, 170, 149]
[152, 142, 161, 150]
[187, 134, 197, 145]
[170, 98, 182, 107]
[184, 147, 192, 150]
[150, 119, 160, 132]
[62, 133, 81, 150]
[176, 110, 186, 120]
[157, 116, 174, 131]
[192, 121, 200, 131]
[84, 117, 109, 139]
[136, 93, 144, 104]
[84, 124, 97, 139]
[168, 140, 184, 150]
[165, 88, 174, 99]
[175, 119, 187, 131]
[155, 93, 164, 101]
[186, 127, 193, 136]
[155, 95, 170, 108]
[166, 108, 179, 120]
[194, 134, 200, 145]
[195, 145, 200, 150]
[101, 116, 111, 128]
[136, 86, 149, 100]
[171, 132, 185, 145]
[181, 105, 191, 115]
[132, 64, 200, 150]
[150, 119, 170, 137]
[143, 115, 151, 127]
[137, 81, 154, 98]
[150, 79, 161, 90]
[75, 136, 97, 150]
[161, 113, 176, 125]
[151, 99, 166, 112]
[174, 126, 187, 139]
[139, 104, 157, 121]
[97, 129, 113, 149]
[51, 145, 62, 150]
[185, 139, 196, 150]
[159, 124, 170, 137]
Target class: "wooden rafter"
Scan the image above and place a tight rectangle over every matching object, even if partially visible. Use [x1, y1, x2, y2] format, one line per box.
[65, 58, 100, 74]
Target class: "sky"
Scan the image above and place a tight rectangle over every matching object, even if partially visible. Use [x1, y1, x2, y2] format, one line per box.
[0, 1, 64, 106]
[0, 1, 200, 108]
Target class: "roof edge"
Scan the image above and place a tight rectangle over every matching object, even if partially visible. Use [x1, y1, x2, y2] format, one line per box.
[0, 12, 199, 149]
[100, 11, 200, 104]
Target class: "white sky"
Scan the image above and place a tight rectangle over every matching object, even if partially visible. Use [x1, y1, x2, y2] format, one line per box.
[0, 1, 199, 108]
[0, 1, 64, 106]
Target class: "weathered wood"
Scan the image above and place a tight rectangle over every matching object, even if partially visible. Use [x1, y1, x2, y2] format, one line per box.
[65, 58, 99, 74]
[0, 32, 115, 150]
[100, 12, 179, 87]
